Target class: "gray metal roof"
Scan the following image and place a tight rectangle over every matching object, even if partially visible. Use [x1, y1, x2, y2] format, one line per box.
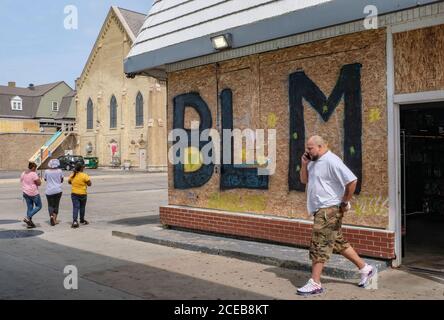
[0, 82, 72, 119]
[117, 7, 146, 39]
[0, 95, 42, 119]
[125, 0, 440, 77]
[0, 82, 62, 97]
[55, 90, 76, 120]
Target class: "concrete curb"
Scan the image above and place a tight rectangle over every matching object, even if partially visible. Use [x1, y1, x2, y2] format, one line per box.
[112, 229, 389, 280]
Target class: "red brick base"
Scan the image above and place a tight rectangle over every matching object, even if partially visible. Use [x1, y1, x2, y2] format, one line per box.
[160, 205, 396, 260]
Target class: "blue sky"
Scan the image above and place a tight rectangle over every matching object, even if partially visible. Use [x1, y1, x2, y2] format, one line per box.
[0, 0, 153, 89]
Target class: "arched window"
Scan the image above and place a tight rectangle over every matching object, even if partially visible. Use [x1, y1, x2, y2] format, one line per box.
[86, 98, 93, 130]
[110, 95, 117, 128]
[136, 92, 144, 126]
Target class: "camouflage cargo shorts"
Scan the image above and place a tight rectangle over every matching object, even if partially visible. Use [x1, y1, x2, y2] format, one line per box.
[309, 206, 350, 263]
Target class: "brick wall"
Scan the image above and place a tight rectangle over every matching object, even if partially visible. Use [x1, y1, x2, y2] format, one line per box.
[0, 133, 52, 170]
[160, 205, 395, 260]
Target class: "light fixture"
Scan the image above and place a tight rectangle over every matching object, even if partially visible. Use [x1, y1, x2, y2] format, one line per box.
[211, 33, 232, 50]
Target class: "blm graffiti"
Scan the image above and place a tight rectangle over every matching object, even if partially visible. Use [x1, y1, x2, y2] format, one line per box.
[172, 90, 269, 190]
[288, 63, 363, 194]
[172, 92, 214, 189]
[220, 89, 269, 190]
[172, 63, 363, 193]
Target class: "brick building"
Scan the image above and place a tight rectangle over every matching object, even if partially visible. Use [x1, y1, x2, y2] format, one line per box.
[0, 81, 76, 170]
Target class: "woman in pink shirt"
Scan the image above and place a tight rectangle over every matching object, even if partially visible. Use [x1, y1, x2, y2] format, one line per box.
[21, 162, 42, 228]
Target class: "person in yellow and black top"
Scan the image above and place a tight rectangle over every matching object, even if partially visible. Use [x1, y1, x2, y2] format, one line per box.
[68, 163, 92, 229]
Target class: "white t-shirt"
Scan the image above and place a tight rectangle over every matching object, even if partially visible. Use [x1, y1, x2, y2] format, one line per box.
[44, 169, 64, 196]
[306, 151, 357, 215]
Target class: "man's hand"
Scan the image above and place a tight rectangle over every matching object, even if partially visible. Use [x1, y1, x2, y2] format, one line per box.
[300, 152, 310, 185]
[340, 180, 357, 213]
[339, 201, 351, 213]
[301, 152, 311, 166]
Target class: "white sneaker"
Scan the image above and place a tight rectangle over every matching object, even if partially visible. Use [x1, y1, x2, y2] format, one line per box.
[359, 264, 377, 288]
[297, 279, 324, 296]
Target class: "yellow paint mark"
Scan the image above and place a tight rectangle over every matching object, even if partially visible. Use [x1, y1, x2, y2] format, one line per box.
[369, 108, 382, 123]
[350, 146, 356, 156]
[322, 105, 329, 114]
[241, 147, 247, 163]
[244, 195, 267, 212]
[352, 196, 389, 217]
[238, 147, 256, 164]
[207, 193, 267, 212]
[267, 113, 277, 128]
[256, 155, 268, 167]
[184, 147, 203, 173]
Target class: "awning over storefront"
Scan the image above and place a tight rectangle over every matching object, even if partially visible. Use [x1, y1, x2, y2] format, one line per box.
[125, 0, 439, 79]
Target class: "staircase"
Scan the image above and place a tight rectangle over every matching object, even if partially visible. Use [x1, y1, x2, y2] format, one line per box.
[29, 131, 72, 168]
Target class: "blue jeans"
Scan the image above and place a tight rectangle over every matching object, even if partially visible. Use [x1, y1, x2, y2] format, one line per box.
[71, 194, 87, 222]
[23, 193, 42, 219]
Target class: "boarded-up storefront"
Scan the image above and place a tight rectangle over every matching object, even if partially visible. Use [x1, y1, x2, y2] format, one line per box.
[125, 0, 444, 266]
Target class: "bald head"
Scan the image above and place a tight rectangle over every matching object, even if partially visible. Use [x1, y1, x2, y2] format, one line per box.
[306, 135, 328, 161]
[307, 135, 327, 147]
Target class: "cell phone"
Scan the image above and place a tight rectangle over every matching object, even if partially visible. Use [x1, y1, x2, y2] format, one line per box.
[304, 152, 312, 160]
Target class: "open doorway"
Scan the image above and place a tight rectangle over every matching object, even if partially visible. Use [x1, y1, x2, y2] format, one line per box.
[400, 102, 444, 276]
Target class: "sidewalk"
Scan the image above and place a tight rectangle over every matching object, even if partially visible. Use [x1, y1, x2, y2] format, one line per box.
[112, 221, 389, 280]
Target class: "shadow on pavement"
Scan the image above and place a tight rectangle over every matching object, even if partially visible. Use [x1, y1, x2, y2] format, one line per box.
[0, 229, 44, 239]
[264, 266, 354, 289]
[0, 220, 21, 225]
[108, 215, 160, 226]
[0, 234, 275, 300]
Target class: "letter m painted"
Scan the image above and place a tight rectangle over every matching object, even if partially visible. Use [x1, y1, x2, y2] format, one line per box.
[288, 63, 362, 194]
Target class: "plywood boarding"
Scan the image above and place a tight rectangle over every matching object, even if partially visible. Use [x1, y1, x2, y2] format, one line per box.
[394, 23, 444, 94]
[168, 29, 389, 229]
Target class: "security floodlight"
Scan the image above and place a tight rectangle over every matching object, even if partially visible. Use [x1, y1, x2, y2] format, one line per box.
[211, 34, 232, 50]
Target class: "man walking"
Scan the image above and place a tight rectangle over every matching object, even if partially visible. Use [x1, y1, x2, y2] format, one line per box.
[297, 136, 376, 296]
